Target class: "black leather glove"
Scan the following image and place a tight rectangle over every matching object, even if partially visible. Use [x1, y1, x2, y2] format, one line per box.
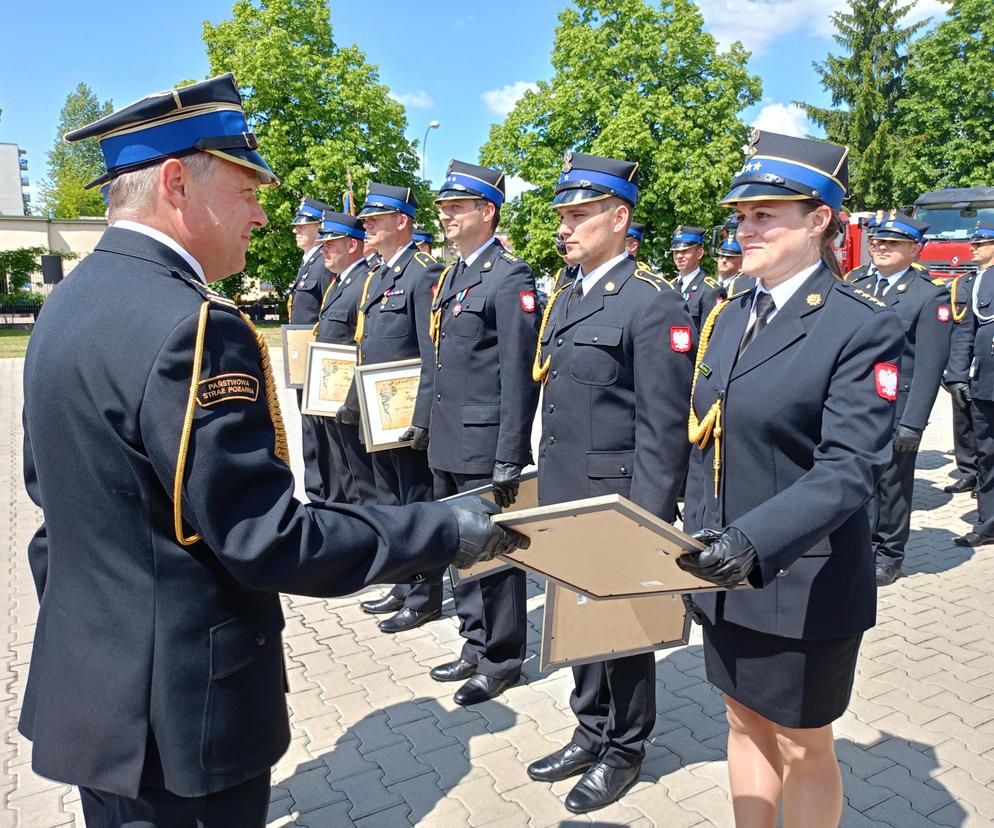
[399, 426, 429, 450]
[948, 382, 972, 410]
[681, 593, 703, 625]
[677, 527, 758, 588]
[491, 461, 523, 509]
[446, 494, 530, 569]
[337, 405, 361, 425]
[893, 424, 922, 453]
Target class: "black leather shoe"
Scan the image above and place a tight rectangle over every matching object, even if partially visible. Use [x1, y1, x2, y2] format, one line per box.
[875, 560, 902, 586]
[452, 673, 518, 706]
[430, 657, 477, 683]
[377, 607, 440, 633]
[360, 594, 405, 615]
[944, 478, 977, 494]
[954, 532, 994, 547]
[565, 761, 641, 814]
[526, 743, 598, 782]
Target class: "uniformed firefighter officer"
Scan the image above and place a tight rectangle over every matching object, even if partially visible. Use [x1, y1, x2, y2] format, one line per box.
[625, 221, 645, 258]
[943, 264, 980, 494]
[525, 151, 694, 813]
[848, 212, 951, 585]
[947, 220, 994, 547]
[347, 183, 447, 632]
[314, 211, 377, 505]
[424, 160, 542, 706]
[413, 229, 435, 256]
[670, 224, 724, 331]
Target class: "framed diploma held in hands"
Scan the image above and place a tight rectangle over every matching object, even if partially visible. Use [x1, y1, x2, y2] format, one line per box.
[540, 583, 690, 670]
[444, 471, 539, 586]
[281, 324, 316, 389]
[300, 341, 357, 417]
[493, 495, 718, 600]
[354, 358, 422, 451]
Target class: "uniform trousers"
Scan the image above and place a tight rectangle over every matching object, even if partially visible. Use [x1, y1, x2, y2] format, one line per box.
[372, 446, 442, 612]
[321, 420, 377, 505]
[79, 772, 270, 828]
[969, 398, 994, 537]
[432, 470, 527, 681]
[296, 390, 332, 502]
[570, 652, 656, 769]
[866, 443, 918, 564]
[952, 398, 979, 480]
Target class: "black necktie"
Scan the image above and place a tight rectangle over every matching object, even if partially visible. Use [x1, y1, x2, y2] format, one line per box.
[567, 279, 584, 314]
[738, 291, 775, 356]
[873, 276, 887, 298]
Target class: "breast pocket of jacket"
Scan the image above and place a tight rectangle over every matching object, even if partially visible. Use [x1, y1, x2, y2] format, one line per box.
[202, 597, 289, 774]
[585, 449, 634, 497]
[570, 325, 623, 386]
[449, 295, 486, 339]
[377, 295, 411, 338]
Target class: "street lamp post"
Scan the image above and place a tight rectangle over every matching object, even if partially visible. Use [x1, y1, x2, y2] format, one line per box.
[421, 120, 440, 182]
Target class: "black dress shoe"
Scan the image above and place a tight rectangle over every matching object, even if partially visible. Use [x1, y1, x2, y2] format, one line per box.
[943, 478, 977, 494]
[452, 673, 518, 706]
[565, 761, 641, 814]
[430, 657, 477, 682]
[526, 743, 598, 782]
[875, 560, 902, 586]
[377, 607, 440, 633]
[360, 594, 405, 615]
[954, 531, 994, 547]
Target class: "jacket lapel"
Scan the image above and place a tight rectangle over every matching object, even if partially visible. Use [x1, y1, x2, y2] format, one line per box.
[714, 290, 753, 390]
[444, 241, 498, 302]
[363, 246, 415, 310]
[555, 257, 633, 334]
[885, 270, 915, 308]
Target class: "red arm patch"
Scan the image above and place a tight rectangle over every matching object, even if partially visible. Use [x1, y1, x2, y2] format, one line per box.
[937, 304, 951, 323]
[670, 326, 692, 353]
[520, 291, 536, 312]
[875, 363, 899, 401]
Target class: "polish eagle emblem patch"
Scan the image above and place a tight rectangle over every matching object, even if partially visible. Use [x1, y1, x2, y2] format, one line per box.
[874, 363, 899, 401]
[670, 326, 692, 353]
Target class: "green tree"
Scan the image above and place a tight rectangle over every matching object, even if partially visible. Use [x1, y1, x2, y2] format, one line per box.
[202, 0, 426, 304]
[796, 0, 926, 210]
[480, 0, 760, 276]
[39, 83, 114, 218]
[892, 0, 994, 203]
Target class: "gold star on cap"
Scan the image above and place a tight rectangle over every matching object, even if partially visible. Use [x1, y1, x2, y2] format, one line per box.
[806, 293, 822, 306]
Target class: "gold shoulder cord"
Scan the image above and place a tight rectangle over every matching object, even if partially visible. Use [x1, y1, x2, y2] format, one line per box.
[428, 264, 454, 349]
[352, 268, 379, 350]
[951, 276, 968, 323]
[532, 282, 572, 383]
[687, 299, 734, 497]
[286, 293, 293, 320]
[173, 302, 290, 547]
[311, 277, 338, 336]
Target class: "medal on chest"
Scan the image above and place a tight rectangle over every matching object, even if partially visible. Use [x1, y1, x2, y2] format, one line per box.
[452, 288, 468, 316]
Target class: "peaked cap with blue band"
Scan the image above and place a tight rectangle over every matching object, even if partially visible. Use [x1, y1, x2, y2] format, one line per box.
[358, 183, 418, 218]
[293, 197, 331, 225]
[64, 73, 277, 189]
[872, 211, 929, 243]
[865, 210, 885, 236]
[318, 211, 365, 242]
[435, 160, 505, 207]
[671, 225, 707, 250]
[719, 237, 742, 256]
[971, 220, 994, 243]
[553, 152, 639, 207]
[413, 229, 434, 245]
[721, 130, 849, 212]
[627, 222, 646, 241]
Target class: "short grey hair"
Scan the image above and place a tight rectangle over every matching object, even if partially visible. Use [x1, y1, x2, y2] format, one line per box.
[107, 152, 218, 221]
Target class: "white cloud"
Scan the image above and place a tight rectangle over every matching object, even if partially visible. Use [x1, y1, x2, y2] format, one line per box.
[389, 90, 433, 109]
[504, 174, 537, 201]
[481, 81, 538, 117]
[751, 102, 814, 137]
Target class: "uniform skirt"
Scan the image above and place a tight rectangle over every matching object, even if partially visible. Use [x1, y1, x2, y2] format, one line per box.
[702, 616, 862, 729]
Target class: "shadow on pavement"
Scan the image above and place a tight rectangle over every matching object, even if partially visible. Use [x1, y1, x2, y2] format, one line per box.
[904, 527, 973, 577]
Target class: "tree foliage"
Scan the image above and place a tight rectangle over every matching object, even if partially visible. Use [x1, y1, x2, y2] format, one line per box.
[39, 83, 114, 219]
[202, 0, 427, 303]
[480, 0, 760, 276]
[892, 0, 994, 203]
[796, 0, 926, 210]
[0, 247, 75, 296]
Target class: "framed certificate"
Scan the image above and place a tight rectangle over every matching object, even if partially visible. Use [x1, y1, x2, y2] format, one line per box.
[300, 341, 357, 417]
[444, 471, 539, 585]
[354, 358, 422, 451]
[281, 325, 316, 389]
[540, 582, 690, 670]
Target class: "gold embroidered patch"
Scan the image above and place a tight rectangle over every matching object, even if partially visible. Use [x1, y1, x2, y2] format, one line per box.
[196, 373, 260, 408]
[806, 293, 822, 306]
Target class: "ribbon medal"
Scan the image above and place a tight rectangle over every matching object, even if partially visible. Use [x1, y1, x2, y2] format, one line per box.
[452, 288, 468, 316]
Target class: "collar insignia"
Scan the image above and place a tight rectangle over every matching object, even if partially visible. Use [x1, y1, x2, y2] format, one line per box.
[806, 293, 822, 306]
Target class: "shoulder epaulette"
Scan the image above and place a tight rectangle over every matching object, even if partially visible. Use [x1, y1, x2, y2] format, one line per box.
[704, 276, 719, 289]
[911, 261, 928, 272]
[843, 266, 862, 283]
[633, 268, 665, 292]
[847, 285, 887, 308]
[206, 289, 238, 309]
[499, 249, 518, 263]
[413, 251, 437, 268]
[932, 277, 945, 286]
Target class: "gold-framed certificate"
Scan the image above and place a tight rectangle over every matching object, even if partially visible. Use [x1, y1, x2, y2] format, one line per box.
[281, 324, 316, 389]
[300, 341, 357, 417]
[354, 358, 422, 451]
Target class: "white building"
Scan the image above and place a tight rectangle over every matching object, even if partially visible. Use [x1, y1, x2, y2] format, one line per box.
[0, 143, 30, 216]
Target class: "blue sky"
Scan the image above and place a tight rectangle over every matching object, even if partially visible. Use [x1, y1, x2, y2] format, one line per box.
[0, 0, 946, 209]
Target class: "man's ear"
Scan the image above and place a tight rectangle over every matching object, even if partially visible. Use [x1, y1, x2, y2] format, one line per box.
[159, 158, 188, 209]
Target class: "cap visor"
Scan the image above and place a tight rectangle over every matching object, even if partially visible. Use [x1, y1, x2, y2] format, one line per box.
[357, 206, 400, 218]
[433, 190, 485, 205]
[209, 147, 279, 185]
[872, 230, 916, 242]
[552, 189, 615, 208]
[719, 182, 809, 206]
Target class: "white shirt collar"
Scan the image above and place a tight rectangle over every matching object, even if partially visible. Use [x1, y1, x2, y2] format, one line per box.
[385, 243, 415, 269]
[302, 244, 322, 264]
[339, 258, 365, 282]
[678, 266, 702, 292]
[877, 266, 910, 291]
[113, 220, 207, 285]
[753, 261, 821, 320]
[462, 237, 498, 268]
[578, 251, 630, 295]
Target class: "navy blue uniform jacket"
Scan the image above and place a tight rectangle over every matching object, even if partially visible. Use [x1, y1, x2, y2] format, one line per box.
[673, 269, 724, 333]
[316, 259, 371, 346]
[685, 266, 904, 639]
[538, 256, 694, 518]
[20, 228, 458, 799]
[946, 266, 994, 400]
[427, 240, 541, 475]
[289, 246, 333, 324]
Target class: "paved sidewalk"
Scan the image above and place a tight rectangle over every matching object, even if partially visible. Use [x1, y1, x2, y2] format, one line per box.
[2, 351, 993, 827]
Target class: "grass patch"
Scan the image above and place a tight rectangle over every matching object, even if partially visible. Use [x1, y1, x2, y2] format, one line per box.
[255, 321, 285, 349]
[0, 327, 31, 359]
